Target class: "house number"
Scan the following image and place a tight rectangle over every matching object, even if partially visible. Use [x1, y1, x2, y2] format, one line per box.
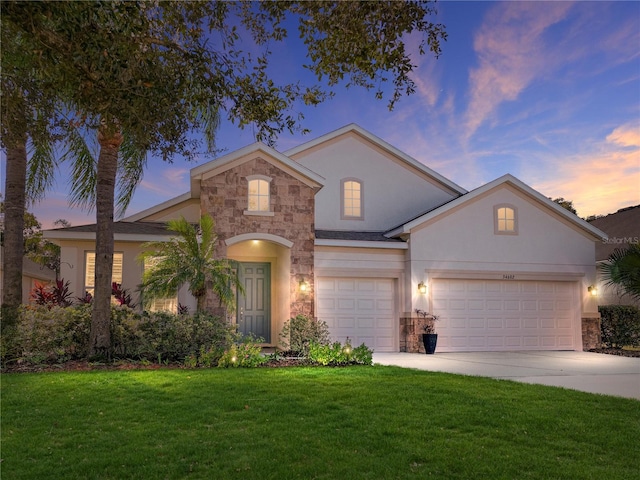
[502, 274, 515, 280]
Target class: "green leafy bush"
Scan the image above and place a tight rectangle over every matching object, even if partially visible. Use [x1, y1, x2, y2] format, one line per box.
[599, 305, 640, 348]
[279, 314, 330, 356]
[1, 306, 237, 366]
[3, 304, 92, 365]
[218, 336, 266, 368]
[138, 311, 235, 362]
[308, 338, 373, 366]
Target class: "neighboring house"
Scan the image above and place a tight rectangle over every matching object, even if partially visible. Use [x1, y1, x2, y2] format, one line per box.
[0, 246, 57, 303]
[45, 124, 607, 352]
[589, 205, 640, 308]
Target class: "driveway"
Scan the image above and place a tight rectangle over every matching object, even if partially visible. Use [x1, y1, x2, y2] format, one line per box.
[373, 351, 640, 400]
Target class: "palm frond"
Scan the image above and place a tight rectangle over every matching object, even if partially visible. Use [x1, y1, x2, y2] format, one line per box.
[63, 125, 97, 212]
[115, 133, 148, 218]
[25, 136, 56, 204]
[138, 214, 241, 312]
[600, 244, 640, 301]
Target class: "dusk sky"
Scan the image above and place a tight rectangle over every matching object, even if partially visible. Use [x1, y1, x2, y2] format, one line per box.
[2, 1, 639, 229]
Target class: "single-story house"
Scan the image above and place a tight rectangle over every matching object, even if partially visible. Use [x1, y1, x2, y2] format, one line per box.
[589, 205, 640, 308]
[45, 124, 607, 352]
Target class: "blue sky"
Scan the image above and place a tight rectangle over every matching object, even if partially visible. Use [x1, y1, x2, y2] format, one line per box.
[3, 1, 639, 228]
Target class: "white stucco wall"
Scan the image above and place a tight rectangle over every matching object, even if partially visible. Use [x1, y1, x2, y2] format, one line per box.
[294, 134, 457, 231]
[407, 186, 599, 314]
[56, 239, 196, 311]
[314, 245, 406, 277]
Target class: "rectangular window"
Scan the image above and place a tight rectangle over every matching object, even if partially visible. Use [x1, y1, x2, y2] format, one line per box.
[143, 257, 177, 313]
[84, 252, 123, 298]
[342, 179, 363, 219]
[248, 178, 270, 212]
[495, 205, 518, 234]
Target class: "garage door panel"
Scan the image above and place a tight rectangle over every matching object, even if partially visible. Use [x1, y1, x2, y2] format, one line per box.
[433, 279, 579, 352]
[317, 277, 396, 352]
[337, 298, 355, 310]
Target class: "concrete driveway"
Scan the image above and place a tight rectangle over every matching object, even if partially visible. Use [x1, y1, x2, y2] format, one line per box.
[373, 351, 640, 400]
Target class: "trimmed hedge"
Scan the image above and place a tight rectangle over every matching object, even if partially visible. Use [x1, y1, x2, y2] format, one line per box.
[598, 305, 640, 348]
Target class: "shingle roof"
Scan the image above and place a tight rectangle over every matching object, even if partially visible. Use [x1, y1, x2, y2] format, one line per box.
[589, 205, 640, 261]
[315, 230, 405, 243]
[48, 221, 171, 236]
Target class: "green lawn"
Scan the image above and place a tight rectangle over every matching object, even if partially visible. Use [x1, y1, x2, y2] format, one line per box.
[2, 366, 638, 479]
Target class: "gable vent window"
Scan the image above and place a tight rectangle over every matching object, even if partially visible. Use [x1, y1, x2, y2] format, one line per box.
[341, 178, 364, 220]
[494, 204, 518, 235]
[244, 175, 274, 216]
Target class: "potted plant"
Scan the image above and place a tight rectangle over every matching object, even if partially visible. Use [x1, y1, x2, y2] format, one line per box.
[416, 309, 439, 354]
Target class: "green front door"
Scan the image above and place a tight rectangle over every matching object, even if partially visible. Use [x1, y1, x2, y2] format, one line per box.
[237, 262, 271, 343]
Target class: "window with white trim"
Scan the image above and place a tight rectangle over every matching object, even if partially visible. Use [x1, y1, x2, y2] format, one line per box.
[494, 204, 518, 234]
[341, 178, 363, 220]
[143, 257, 178, 313]
[247, 176, 271, 212]
[84, 252, 123, 298]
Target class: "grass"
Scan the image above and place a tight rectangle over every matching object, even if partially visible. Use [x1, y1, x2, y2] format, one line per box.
[2, 366, 639, 480]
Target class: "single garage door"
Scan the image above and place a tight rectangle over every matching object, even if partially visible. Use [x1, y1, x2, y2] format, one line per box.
[432, 279, 579, 352]
[316, 277, 396, 352]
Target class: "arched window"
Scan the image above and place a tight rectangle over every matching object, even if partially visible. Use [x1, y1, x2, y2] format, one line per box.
[341, 178, 364, 220]
[494, 204, 518, 234]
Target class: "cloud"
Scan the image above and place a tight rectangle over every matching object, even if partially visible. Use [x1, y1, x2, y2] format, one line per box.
[607, 123, 640, 148]
[139, 167, 190, 196]
[464, 2, 574, 139]
[532, 122, 640, 217]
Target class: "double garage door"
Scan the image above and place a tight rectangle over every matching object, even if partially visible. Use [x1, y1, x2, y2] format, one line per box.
[316, 277, 396, 352]
[317, 276, 580, 353]
[432, 279, 580, 352]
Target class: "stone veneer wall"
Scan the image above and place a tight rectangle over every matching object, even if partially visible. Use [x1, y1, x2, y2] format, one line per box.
[581, 316, 601, 350]
[200, 156, 316, 318]
[400, 316, 436, 354]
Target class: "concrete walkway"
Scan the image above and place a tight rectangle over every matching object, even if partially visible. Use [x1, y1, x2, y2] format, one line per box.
[373, 351, 640, 400]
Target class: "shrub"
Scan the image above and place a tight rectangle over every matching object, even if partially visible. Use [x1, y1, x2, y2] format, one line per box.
[599, 305, 640, 348]
[308, 338, 373, 366]
[4, 304, 92, 364]
[30, 279, 73, 308]
[112, 282, 135, 308]
[218, 336, 266, 368]
[1, 306, 237, 366]
[280, 314, 330, 356]
[139, 311, 236, 362]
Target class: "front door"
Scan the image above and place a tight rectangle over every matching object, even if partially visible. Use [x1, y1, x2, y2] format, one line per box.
[237, 262, 271, 343]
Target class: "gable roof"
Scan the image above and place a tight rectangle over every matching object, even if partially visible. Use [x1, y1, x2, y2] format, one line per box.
[123, 192, 193, 222]
[385, 174, 608, 242]
[589, 205, 640, 261]
[285, 124, 467, 196]
[189, 142, 325, 198]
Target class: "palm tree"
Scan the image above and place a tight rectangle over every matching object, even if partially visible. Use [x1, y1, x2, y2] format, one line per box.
[600, 244, 640, 302]
[1, 14, 60, 326]
[138, 215, 242, 313]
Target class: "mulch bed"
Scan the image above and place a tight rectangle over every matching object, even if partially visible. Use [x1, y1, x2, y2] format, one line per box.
[3, 348, 638, 374]
[588, 347, 640, 357]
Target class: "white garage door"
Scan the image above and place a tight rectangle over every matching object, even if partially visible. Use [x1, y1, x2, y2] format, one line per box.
[316, 277, 396, 352]
[432, 279, 579, 352]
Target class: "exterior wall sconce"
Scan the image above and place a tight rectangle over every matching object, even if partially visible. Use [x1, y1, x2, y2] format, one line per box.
[588, 285, 597, 296]
[418, 281, 427, 294]
[299, 280, 310, 293]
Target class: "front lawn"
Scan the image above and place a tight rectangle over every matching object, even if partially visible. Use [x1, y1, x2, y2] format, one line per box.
[2, 366, 638, 479]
